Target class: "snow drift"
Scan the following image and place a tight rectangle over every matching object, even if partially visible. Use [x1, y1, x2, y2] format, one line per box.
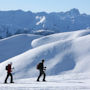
[0, 29, 90, 82]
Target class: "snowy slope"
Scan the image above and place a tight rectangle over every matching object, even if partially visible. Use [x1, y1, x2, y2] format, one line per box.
[0, 34, 41, 62]
[31, 29, 90, 48]
[0, 73, 90, 90]
[0, 29, 90, 80]
[0, 29, 90, 89]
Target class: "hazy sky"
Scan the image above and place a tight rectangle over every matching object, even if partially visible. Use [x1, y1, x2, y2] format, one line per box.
[0, 0, 90, 14]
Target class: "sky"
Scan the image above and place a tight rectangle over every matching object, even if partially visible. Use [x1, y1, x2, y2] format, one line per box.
[0, 0, 90, 14]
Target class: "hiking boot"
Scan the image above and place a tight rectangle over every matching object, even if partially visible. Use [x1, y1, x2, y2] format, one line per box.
[10, 82, 14, 83]
[4, 82, 7, 84]
[43, 79, 46, 82]
[37, 79, 39, 82]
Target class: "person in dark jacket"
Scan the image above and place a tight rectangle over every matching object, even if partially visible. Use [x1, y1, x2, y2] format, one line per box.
[37, 59, 46, 82]
[4, 62, 14, 83]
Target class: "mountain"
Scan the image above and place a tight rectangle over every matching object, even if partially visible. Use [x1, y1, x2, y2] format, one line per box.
[0, 29, 90, 79]
[0, 29, 90, 89]
[0, 8, 90, 38]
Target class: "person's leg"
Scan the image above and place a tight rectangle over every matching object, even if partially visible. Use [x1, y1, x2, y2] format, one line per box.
[43, 71, 46, 81]
[10, 73, 14, 83]
[37, 70, 42, 81]
[4, 73, 9, 83]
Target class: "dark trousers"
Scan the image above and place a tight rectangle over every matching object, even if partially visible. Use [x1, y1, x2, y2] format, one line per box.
[37, 69, 46, 81]
[5, 72, 13, 83]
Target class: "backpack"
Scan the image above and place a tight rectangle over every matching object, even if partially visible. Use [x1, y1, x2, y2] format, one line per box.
[36, 63, 41, 70]
[5, 65, 8, 70]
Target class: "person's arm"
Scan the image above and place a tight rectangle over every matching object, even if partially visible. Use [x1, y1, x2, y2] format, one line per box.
[43, 64, 46, 70]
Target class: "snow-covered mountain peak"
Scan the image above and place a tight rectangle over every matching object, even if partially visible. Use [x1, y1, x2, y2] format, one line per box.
[0, 8, 90, 39]
[68, 8, 80, 15]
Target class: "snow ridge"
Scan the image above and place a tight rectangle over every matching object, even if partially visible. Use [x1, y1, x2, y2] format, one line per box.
[0, 29, 90, 89]
[0, 29, 90, 79]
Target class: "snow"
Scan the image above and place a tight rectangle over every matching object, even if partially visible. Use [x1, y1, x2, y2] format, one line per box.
[33, 29, 55, 35]
[36, 16, 46, 25]
[0, 8, 90, 38]
[0, 34, 41, 62]
[0, 29, 90, 89]
[31, 29, 90, 48]
[0, 73, 90, 90]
